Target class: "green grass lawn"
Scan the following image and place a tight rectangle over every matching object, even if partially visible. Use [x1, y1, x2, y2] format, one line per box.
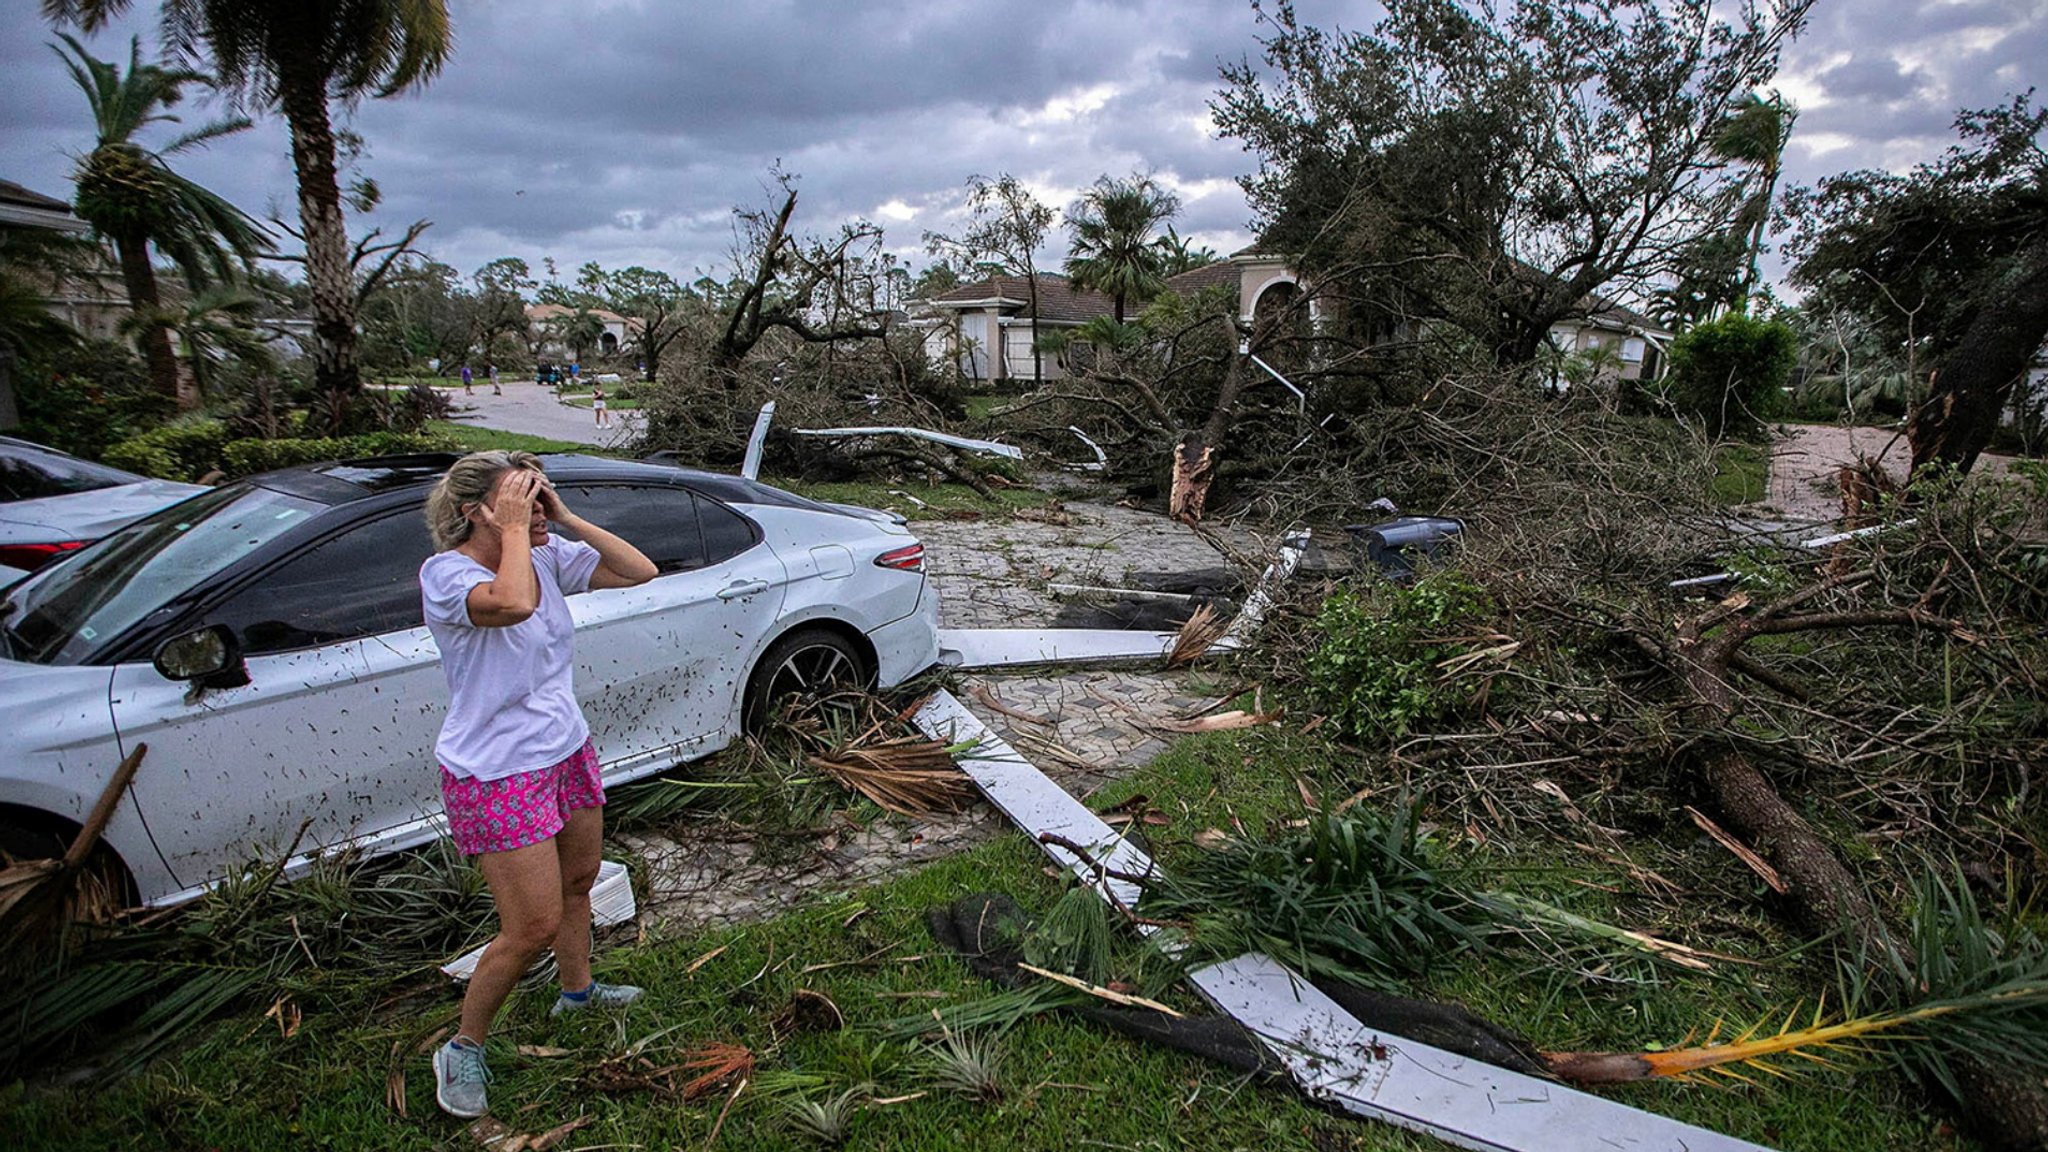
[425, 421, 619, 457]
[559, 395, 643, 411]
[1711, 442, 1770, 505]
[962, 393, 1008, 422]
[0, 710, 1965, 1152]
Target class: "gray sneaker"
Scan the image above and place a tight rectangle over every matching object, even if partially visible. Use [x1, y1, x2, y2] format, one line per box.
[433, 1039, 491, 1118]
[551, 980, 644, 1017]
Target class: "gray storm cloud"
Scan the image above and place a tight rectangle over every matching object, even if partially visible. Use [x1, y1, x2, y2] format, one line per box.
[1, 0, 2039, 284]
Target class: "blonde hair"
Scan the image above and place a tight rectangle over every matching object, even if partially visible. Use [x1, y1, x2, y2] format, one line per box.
[424, 450, 544, 551]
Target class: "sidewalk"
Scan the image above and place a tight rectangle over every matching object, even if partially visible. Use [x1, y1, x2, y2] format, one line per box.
[441, 378, 642, 449]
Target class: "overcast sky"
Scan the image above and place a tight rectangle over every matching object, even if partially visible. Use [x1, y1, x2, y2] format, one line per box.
[1, 0, 2042, 290]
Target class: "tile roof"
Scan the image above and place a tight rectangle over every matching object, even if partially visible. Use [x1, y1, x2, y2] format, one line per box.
[1162, 260, 1241, 296]
[526, 302, 629, 326]
[927, 273, 1114, 324]
[0, 179, 71, 213]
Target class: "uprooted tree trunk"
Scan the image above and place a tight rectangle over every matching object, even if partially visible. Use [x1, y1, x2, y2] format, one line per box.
[1170, 314, 1258, 525]
[1649, 579, 2048, 1150]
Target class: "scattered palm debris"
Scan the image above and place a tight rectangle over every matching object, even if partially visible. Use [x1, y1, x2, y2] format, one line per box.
[0, 743, 147, 971]
[465, 1114, 593, 1152]
[1165, 603, 1224, 668]
[967, 682, 1054, 727]
[770, 988, 846, 1038]
[805, 736, 975, 818]
[1016, 963, 1184, 1017]
[1144, 708, 1282, 734]
[1685, 805, 1789, 894]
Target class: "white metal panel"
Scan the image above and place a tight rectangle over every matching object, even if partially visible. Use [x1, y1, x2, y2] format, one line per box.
[936, 627, 1176, 668]
[912, 689, 1777, 1152]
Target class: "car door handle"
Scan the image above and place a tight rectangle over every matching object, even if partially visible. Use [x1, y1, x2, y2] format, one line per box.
[716, 579, 770, 600]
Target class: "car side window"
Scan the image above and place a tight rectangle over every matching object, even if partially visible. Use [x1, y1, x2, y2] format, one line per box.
[556, 484, 705, 574]
[697, 496, 757, 565]
[206, 511, 435, 655]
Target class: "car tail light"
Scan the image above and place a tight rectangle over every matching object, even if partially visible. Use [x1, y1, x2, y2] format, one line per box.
[874, 543, 925, 572]
[0, 541, 86, 571]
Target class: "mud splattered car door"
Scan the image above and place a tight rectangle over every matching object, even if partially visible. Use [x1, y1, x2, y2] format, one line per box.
[553, 483, 787, 780]
[110, 508, 446, 893]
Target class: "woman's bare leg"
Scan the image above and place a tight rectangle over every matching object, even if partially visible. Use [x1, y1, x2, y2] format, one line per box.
[459, 838, 564, 1042]
[551, 807, 603, 992]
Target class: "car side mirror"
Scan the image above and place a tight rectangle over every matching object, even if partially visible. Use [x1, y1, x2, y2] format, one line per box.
[153, 625, 250, 689]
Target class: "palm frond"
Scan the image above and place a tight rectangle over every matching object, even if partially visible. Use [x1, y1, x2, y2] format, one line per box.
[1545, 985, 2048, 1086]
[805, 738, 974, 817]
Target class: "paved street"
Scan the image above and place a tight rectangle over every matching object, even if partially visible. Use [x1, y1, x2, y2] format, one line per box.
[440, 377, 642, 449]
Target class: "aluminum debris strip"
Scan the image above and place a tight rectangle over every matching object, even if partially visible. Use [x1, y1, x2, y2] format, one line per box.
[441, 859, 636, 980]
[912, 689, 1775, 1152]
[1215, 528, 1310, 650]
[1066, 425, 1109, 473]
[936, 627, 1178, 669]
[741, 400, 776, 481]
[792, 425, 1025, 460]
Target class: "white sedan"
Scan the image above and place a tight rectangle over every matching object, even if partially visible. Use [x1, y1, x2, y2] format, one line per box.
[0, 453, 939, 906]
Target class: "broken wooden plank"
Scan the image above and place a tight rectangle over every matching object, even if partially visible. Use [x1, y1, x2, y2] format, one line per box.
[911, 689, 1777, 1152]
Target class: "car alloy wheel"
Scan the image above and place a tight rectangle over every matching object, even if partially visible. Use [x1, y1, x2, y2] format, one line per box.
[744, 627, 869, 730]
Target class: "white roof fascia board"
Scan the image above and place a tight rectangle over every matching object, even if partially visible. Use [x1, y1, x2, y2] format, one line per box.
[936, 627, 1176, 668]
[910, 690, 1776, 1152]
[0, 203, 90, 232]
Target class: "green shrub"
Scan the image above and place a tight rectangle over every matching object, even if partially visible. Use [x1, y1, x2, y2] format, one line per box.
[1663, 311, 1797, 438]
[221, 431, 448, 478]
[13, 339, 170, 460]
[1305, 570, 1500, 744]
[102, 419, 230, 481]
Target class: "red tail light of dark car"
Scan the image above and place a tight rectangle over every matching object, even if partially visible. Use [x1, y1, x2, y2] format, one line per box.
[0, 541, 86, 572]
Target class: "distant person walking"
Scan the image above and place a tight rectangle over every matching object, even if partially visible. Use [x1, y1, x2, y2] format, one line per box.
[591, 385, 609, 428]
[461, 363, 473, 395]
[419, 451, 657, 1119]
[489, 363, 501, 395]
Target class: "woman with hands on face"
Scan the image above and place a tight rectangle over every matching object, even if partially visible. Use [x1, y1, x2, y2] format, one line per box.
[416, 451, 657, 1118]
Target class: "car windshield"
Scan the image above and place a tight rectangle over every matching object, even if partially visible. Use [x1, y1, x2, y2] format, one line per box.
[0, 444, 149, 501]
[0, 484, 323, 665]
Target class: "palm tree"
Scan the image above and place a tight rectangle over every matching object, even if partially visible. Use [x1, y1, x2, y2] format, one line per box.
[52, 33, 267, 405]
[126, 284, 278, 401]
[1064, 175, 1181, 324]
[1709, 92, 1797, 309]
[45, 0, 453, 416]
[1156, 226, 1219, 277]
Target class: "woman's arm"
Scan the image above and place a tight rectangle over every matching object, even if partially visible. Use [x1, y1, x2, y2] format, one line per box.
[540, 483, 657, 590]
[465, 471, 543, 626]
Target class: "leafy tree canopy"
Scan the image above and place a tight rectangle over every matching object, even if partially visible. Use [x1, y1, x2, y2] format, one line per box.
[1787, 94, 2048, 472]
[1212, 0, 1812, 366]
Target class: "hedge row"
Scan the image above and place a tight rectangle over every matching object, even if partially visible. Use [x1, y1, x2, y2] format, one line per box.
[103, 421, 449, 483]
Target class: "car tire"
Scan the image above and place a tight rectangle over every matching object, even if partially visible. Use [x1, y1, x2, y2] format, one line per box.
[0, 812, 137, 912]
[743, 627, 871, 731]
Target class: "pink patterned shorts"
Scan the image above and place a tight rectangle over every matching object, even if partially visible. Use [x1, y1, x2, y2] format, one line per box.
[440, 739, 605, 856]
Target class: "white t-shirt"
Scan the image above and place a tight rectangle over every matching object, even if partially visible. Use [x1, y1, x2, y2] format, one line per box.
[420, 538, 603, 780]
